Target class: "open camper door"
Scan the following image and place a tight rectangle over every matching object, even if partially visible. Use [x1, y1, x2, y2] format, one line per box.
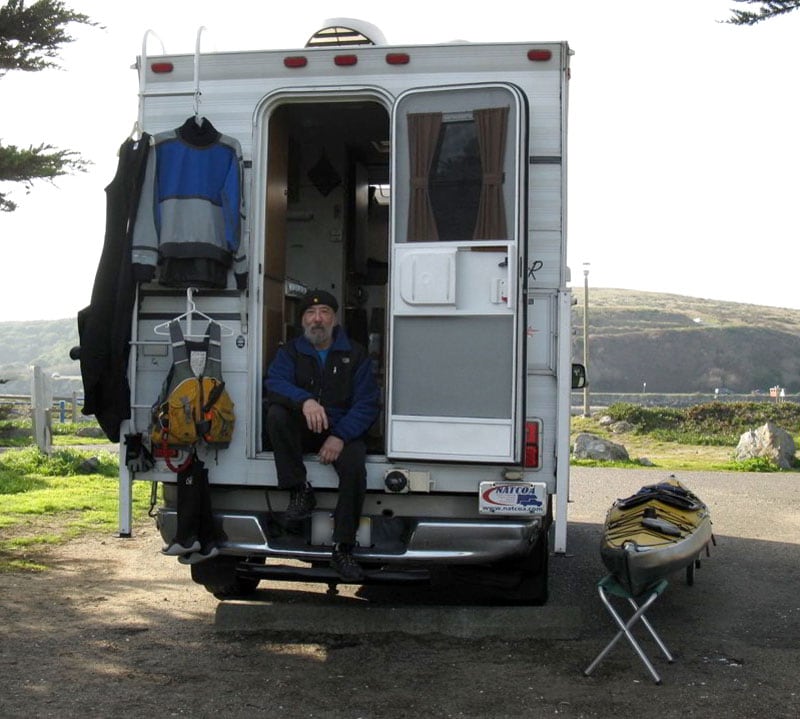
[387, 84, 527, 463]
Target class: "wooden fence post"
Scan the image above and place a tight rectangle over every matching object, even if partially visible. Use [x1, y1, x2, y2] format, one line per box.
[29, 365, 52, 454]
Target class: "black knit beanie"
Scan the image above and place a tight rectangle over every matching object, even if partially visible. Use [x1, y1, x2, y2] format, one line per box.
[299, 289, 339, 315]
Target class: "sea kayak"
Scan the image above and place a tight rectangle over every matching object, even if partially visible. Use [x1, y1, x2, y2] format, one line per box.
[600, 476, 713, 597]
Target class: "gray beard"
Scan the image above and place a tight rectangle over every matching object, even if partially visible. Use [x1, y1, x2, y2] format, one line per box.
[304, 325, 332, 348]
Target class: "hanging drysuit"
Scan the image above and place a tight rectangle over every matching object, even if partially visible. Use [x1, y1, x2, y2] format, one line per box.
[77, 133, 152, 441]
[132, 117, 248, 290]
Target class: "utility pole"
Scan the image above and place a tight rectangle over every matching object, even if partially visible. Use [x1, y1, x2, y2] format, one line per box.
[582, 263, 591, 417]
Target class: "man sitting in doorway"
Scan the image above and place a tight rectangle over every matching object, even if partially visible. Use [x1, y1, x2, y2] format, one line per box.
[265, 289, 379, 581]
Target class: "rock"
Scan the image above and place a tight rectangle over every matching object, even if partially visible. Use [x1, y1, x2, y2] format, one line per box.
[597, 415, 614, 427]
[76, 426, 106, 438]
[77, 456, 101, 474]
[609, 421, 635, 434]
[735, 421, 796, 469]
[638, 457, 655, 466]
[572, 433, 629, 461]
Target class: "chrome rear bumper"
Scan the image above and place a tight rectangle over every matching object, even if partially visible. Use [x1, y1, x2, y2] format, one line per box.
[157, 509, 544, 565]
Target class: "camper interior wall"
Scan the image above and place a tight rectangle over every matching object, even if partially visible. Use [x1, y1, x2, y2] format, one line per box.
[285, 143, 346, 292]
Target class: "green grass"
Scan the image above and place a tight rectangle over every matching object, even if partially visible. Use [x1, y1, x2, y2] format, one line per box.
[0, 447, 151, 571]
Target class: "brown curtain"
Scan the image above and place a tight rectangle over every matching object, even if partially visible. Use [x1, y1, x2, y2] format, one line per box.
[407, 112, 442, 242]
[473, 106, 509, 240]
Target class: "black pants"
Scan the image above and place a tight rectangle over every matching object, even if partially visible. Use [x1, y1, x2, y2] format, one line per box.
[267, 403, 366, 545]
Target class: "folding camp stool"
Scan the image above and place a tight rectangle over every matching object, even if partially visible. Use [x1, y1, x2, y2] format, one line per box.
[584, 574, 674, 684]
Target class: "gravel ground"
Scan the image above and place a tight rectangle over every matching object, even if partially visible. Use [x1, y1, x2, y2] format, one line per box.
[1, 467, 799, 718]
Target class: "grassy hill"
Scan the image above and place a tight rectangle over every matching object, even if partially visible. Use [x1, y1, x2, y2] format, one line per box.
[0, 319, 80, 396]
[572, 289, 800, 393]
[1, 289, 799, 396]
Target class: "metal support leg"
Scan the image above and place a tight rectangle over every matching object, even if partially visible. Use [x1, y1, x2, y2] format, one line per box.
[631, 596, 673, 664]
[584, 576, 672, 684]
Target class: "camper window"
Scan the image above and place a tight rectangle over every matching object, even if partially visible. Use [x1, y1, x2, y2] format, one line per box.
[428, 120, 482, 241]
[408, 109, 510, 243]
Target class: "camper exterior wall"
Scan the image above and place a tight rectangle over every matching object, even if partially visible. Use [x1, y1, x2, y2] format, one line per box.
[135, 39, 570, 482]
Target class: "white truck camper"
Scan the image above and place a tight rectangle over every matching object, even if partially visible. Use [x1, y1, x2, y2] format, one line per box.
[96, 19, 583, 604]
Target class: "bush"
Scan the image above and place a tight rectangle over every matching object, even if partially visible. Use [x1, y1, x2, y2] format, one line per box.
[606, 403, 683, 432]
[606, 401, 800, 447]
[685, 402, 800, 433]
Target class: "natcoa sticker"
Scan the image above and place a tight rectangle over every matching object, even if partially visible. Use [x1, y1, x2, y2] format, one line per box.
[479, 482, 546, 515]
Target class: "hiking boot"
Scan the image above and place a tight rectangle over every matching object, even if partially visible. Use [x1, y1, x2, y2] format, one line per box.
[161, 538, 201, 556]
[330, 544, 364, 582]
[285, 482, 316, 521]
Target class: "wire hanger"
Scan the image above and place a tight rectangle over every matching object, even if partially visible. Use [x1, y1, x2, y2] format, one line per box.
[193, 26, 206, 126]
[153, 288, 234, 337]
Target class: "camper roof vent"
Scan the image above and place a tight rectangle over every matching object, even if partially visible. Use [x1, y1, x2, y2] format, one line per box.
[306, 18, 386, 47]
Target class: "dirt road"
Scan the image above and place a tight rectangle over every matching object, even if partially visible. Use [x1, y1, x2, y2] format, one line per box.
[1, 468, 799, 718]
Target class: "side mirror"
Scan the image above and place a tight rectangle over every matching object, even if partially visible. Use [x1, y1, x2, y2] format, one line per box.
[571, 363, 587, 389]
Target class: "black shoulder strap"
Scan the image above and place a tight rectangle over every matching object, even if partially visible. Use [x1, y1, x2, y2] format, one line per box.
[202, 321, 223, 381]
[167, 320, 194, 390]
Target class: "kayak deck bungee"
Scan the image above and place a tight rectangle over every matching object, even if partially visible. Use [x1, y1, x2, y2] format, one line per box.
[600, 476, 713, 597]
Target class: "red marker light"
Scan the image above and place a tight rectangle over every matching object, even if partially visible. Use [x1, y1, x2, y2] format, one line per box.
[386, 53, 410, 65]
[284, 56, 308, 68]
[151, 62, 174, 74]
[527, 49, 552, 62]
[334, 54, 358, 66]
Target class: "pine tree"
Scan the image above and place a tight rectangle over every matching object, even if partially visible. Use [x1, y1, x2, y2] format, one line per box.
[0, 0, 96, 212]
[727, 0, 800, 25]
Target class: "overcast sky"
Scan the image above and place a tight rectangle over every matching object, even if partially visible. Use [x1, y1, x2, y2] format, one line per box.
[1, 0, 798, 321]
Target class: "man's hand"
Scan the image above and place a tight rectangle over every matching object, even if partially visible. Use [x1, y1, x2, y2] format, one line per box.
[302, 398, 329, 433]
[318, 435, 344, 464]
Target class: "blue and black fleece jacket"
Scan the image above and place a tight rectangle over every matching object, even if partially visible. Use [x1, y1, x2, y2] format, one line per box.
[265, 327, 380, 443]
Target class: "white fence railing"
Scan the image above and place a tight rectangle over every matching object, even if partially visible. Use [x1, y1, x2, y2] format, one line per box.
[0, 392, 83, 421]
[0, 365, 88, 453]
